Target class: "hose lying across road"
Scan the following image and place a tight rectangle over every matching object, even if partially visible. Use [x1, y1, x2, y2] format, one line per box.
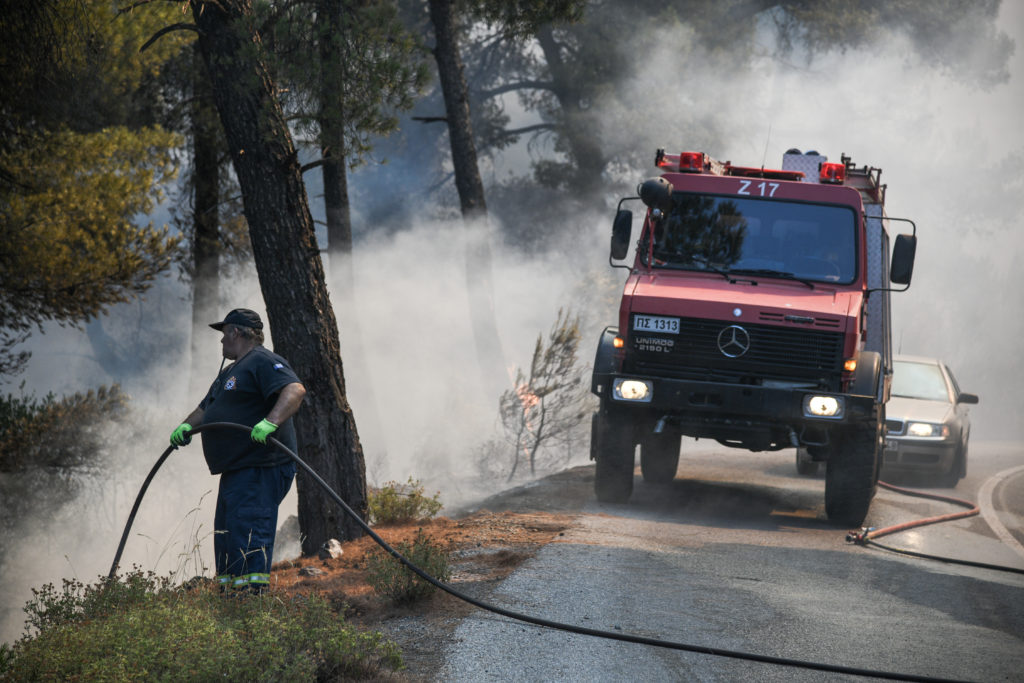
[110, 423, 1011, 683]
[846, 481, 1024, 576]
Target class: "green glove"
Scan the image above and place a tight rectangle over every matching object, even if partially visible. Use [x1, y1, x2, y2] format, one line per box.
[170, 423, 192, 448]
[251, 418, 278, 444]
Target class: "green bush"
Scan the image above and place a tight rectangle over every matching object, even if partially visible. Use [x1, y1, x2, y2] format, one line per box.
[0, 384, 128, 474]
[367, 477, 443, 525]
[1, 569, 402, 681]
[366, 528, 451, 604]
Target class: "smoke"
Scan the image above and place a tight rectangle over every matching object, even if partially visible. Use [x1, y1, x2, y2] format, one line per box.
[3, 2, 1021, 646]
[606, 6, 1024, 441]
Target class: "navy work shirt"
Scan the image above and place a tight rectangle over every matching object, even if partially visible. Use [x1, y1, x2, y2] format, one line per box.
[199, 345, 301, 474]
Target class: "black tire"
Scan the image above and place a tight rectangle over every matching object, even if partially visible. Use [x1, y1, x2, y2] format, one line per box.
[850, 351, 881, 396]
[938, 442, 966, 488]
[592, 410, 635, 503]
[640, 432, 681, 484]
[795, 448, 819, 476]
[825, 408, 882, 526]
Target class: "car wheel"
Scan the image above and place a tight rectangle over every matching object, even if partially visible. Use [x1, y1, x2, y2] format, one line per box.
[938, 442, 966, 489]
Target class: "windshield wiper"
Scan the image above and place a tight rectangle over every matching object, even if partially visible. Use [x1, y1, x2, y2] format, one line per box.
[653, 255, 760, 285]
[728, 268, 816, 289]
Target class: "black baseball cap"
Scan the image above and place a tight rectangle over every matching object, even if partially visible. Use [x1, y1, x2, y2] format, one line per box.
[210, 308, 263, 331]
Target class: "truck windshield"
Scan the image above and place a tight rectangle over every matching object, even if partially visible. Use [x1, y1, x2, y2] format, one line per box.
[642, 193, 858, 284]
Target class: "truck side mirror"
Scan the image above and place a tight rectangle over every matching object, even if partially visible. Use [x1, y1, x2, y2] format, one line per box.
[890, 233, 916, 285]
[611, 210, 633, 260]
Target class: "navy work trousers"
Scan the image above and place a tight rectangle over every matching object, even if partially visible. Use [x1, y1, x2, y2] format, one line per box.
[213, 461, 296, 590]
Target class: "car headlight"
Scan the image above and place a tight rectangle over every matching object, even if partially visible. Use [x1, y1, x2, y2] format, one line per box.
[906, 422, 949, 438]
[613, 378, 653, 402]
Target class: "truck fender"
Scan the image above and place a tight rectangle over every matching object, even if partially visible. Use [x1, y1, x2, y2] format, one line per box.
[850, 350, 881, 398]
[591, 326, 620, 396]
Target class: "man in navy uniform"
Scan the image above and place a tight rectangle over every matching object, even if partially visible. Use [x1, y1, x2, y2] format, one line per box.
[170, 308, 306, 592]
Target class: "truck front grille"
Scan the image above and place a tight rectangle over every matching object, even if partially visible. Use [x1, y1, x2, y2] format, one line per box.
[629, 317, 844, 386]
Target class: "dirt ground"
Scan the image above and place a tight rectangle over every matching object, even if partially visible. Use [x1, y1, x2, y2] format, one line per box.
[268, 466, 594, 681]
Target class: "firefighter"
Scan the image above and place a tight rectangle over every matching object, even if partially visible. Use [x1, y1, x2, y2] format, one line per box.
[170, 308, 306, 593]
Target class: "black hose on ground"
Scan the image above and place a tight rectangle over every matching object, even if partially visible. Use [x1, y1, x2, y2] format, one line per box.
[109, 422, 968, 683]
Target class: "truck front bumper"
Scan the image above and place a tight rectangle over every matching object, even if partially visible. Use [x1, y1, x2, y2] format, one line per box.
[593, 372, 877, 426]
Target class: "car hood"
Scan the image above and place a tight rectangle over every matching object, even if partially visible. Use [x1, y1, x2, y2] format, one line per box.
[887, 396, 953, 423]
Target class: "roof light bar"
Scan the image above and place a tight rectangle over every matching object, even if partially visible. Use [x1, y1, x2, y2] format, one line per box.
[820, 162, 846, 184]
[655, 149, 707, 173]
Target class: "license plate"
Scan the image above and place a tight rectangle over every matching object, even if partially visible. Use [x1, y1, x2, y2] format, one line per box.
[633, 314, 680, 334]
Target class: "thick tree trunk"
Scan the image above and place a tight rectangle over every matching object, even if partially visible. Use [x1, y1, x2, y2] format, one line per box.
[189, 41, 222, 398]
[191, 0, 367, 551]
[428, 0, 508, 399]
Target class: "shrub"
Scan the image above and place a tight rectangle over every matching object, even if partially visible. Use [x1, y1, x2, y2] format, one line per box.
[367, 477, 443, 525]
[0, 384, 128, 474]
[498, 308, 591, 481]
[2, 569, 402, 680]
[366, 528, 451, 604]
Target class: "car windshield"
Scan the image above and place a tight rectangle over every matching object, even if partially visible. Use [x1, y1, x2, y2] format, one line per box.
[892, 361, 950, 402]
[641, 193, 857, 284]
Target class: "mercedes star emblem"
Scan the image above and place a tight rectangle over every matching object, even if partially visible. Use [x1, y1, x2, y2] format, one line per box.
[717, 325, 751, 357]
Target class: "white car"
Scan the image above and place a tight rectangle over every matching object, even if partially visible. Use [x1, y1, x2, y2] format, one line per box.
[881, 355, 978, 487]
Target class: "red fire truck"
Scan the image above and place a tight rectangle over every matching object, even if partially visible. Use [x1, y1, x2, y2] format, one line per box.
[590, 148, 917, 526]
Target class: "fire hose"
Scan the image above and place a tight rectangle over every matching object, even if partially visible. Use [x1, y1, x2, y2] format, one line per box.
[110, 422, 992, 683]
[847, 482, 1024, 575]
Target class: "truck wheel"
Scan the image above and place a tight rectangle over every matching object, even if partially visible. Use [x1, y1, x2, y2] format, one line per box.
[640, 432, 681, 484]
[795, 448, 819, 476]
[592, 410, 635, 503]
[825, 409, 882, 526]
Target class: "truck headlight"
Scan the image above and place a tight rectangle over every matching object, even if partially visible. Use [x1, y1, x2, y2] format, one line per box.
[803, 394, 845, 418]
[613, 378, 653, 402]
[906, 422, 948, 438]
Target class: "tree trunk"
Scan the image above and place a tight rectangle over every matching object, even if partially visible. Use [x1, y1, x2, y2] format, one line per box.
[428, 0, 507, 399]
[189, 40, 222, 398]
[317, 0, 389, 463]
[191, 0, 367, 551]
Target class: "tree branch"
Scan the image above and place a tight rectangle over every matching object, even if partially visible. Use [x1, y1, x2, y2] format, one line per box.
[300, 158, 327, 174]
[139, 23, 200, 53]
[494, 123, 556, 139]
[412, 115, 448, 124]
[479, 80, 556, 99]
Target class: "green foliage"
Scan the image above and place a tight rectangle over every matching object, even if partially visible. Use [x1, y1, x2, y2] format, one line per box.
[0, 385, 128, 474]
[368, 477, 444, 525]
[0, 126, 181, 335]
[0, 0, 192, 135]
[498, 308, 590, 480]
[3, 569, 402, 681]
[261, 0, 430, 166]
[366, 529, 451, 604]
[0, 385, 129, 563]
[0, 0, 187, 377]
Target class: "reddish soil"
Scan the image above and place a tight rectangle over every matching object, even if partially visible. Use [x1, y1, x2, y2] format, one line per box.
[266, 466, 593, 680]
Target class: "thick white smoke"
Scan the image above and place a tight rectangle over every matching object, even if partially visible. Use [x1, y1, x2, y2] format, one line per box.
[2, 2, 1021, 645]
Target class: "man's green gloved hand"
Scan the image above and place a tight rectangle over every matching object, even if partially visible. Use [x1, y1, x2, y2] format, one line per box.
[251, 418, 278, 444]
[170, 423, 192, 448]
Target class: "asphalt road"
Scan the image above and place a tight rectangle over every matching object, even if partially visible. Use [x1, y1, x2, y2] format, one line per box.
[440, 441, 1024, 682]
